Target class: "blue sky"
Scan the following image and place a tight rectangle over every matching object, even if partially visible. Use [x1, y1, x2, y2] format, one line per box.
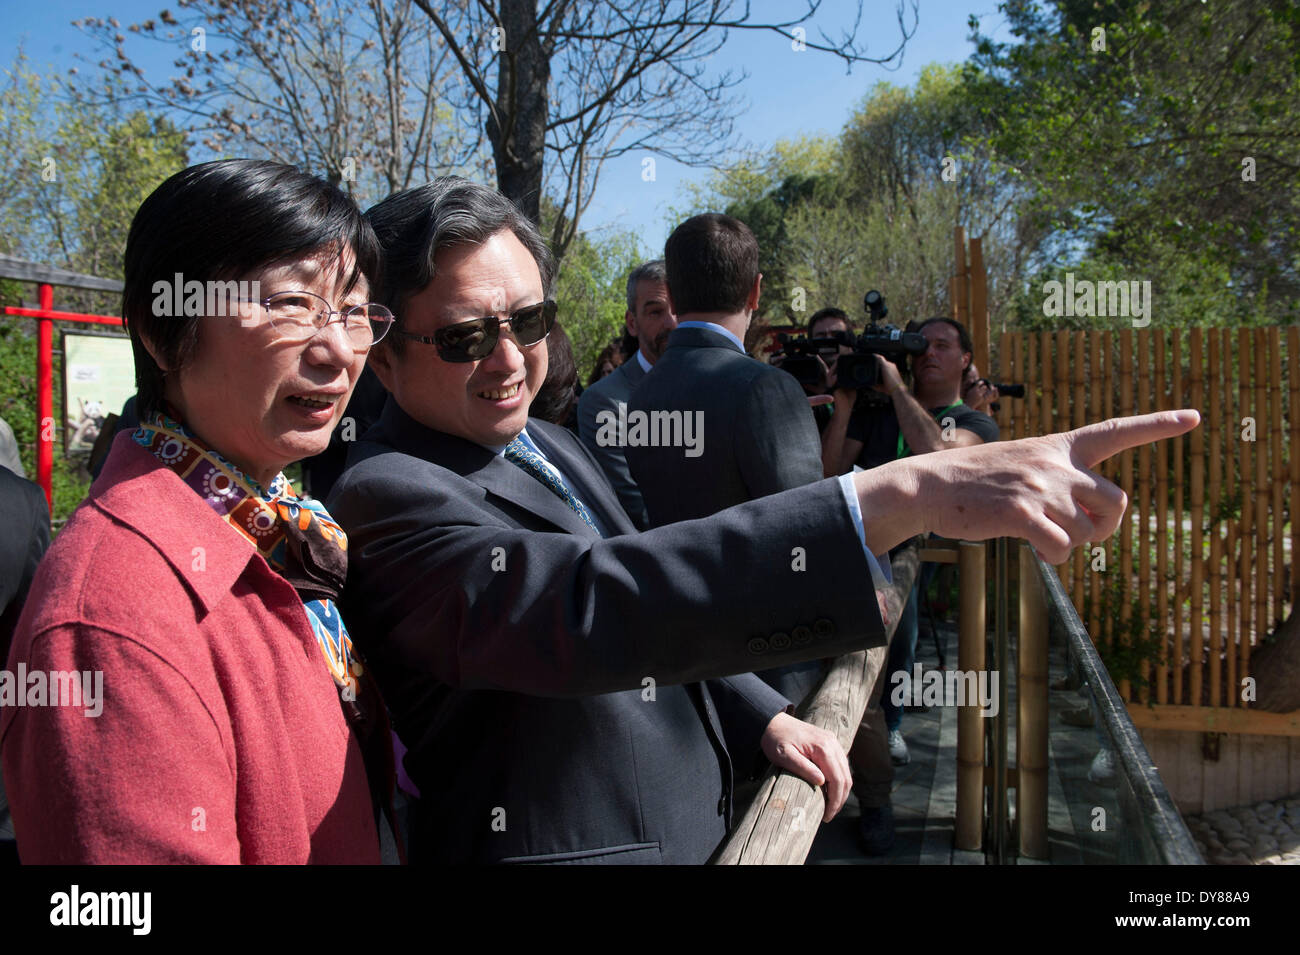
[5, 0, 1013, 257]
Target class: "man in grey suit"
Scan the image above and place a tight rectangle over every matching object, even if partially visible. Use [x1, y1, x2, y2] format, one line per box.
[328, 176, 1197, 864]
[625, 213, 828, 703]
[576, 260, 675, 530]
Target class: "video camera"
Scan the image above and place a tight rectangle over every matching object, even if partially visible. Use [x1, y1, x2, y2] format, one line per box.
[775, 290, 929, 394]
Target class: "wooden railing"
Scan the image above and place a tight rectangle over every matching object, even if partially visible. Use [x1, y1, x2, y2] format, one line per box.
[713, 542, 920, 865]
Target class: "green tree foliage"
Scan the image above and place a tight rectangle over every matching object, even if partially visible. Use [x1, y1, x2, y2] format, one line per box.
[689, 68, 1032, 331]
[1, 52, 189, 308]
[544, 200, 645, 383]
[1, 54, 187, 523]
[965, 0, 1300, 323]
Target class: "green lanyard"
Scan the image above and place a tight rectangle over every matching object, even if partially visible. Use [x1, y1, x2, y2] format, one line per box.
[896, 399, 963, 459]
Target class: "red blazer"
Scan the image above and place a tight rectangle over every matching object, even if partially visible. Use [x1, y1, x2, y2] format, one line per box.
[1, 432, 379, 863]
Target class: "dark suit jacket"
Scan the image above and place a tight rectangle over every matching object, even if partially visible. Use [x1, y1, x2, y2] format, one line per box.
[0, 466, 51, 864]
[625, 325, 828, 701]
[0, 468, 50, 664]
[328, 397, 886, 864]
[576, 356, 649, 529]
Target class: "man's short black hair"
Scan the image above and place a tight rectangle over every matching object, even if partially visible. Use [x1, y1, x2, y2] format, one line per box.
[808, 306, 851, 335]
[365, 176, 556, 354]
[122, 159, 380, 420]
[917, 317, 974, 368]
[663, 213, 758, 316]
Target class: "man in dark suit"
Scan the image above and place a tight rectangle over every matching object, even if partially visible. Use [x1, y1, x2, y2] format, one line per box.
[625, 214, 828, 704]
[576, 260, 675, 530]
[329, 178, 871, 865]
[1, 464, 52, 864]
[327, 177, 1197, 864]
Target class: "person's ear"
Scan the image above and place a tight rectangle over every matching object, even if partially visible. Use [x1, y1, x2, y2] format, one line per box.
[746, 273, 762, 313]
[136, 331, 169, 373]
[367, 342, 399, 393]
[625, 309, 638, 337]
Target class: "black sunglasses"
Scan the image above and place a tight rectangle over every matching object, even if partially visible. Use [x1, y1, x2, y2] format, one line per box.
[392, 300, 558, 363]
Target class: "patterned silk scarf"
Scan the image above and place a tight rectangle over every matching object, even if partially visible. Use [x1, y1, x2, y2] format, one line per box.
[133, 412, 363, 695]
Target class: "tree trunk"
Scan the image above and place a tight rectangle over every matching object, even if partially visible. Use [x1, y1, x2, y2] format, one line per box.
[489, 0, 549, 225]
[1254, 608, 1300, 712]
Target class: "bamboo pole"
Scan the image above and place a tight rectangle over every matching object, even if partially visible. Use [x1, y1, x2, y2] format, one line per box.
[1226, 329, 1238, 512]
[1017, 543, 1048, 860]
[1253, 328, 1267, 693]
[997, 330, 1011, 436]
[1089, 330, 1103, 646]
[970, 237, 988, 375]
[1058, 329, 1074, 591]
[955, 541, 986, 851]
[1189, 328, 1204, 710]
[1290, 328, 1300, 619]
[1040, 330, 1053, 436]
[1137, 331, 1152, 704]
[1026, 333, 1038, 438]
[1012, 332, 1024, 439]
[1239, 331, 1253, 698]
[1073, 331, 1086, 613]
[1154, 332, 1169, 705]
[1269, 329, 1283, 635]
[1103, 332, 1116, 482]
[1226, 520, 1237, 707]
[1207, 330, 1223, 704]
[1211, 523, 1223, 708]
[1170, 329, 1184, 706]
[1119, 329, 1134, 702]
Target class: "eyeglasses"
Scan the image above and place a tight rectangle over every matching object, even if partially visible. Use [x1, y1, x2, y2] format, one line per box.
[392, 300, 557, 363]
[260, 290, 395, 349]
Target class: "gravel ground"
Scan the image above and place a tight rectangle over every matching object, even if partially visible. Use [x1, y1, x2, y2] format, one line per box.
[1184, 796, 1300, 865]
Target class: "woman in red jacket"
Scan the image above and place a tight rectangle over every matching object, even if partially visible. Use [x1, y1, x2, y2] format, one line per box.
[0, 159, 396, 863]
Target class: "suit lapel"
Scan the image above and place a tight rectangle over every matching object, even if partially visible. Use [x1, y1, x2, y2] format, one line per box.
[527, 421, 637, 537]
[375, 398, 602, 539]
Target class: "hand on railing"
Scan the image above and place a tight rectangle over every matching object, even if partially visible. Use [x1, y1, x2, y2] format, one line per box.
[759, 712, 853, 823]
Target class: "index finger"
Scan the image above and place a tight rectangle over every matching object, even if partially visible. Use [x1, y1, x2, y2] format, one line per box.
[1068, 410, 1200, 470]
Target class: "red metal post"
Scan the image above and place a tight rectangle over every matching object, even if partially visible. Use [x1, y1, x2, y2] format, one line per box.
[36, 283, 54, 510]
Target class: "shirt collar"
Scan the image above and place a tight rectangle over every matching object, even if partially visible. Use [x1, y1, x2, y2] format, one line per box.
[635, 349, 653, 373]
[484, 426, 538, 458]
[675, 320, 745, 353]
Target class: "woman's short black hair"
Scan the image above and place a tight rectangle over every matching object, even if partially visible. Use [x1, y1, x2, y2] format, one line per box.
[122, 159, 381, 420]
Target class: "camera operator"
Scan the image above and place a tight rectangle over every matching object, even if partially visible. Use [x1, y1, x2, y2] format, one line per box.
[820, 314, 998, 854]
[793, 307, 857, 432]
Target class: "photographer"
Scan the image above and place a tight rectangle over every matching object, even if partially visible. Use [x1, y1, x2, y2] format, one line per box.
[962, 361, 1000, 417]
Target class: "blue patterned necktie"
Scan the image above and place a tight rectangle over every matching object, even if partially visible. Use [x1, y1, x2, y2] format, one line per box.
[504, 436, 599, 533]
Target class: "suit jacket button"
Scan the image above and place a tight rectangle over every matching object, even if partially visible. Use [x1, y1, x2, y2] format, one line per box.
[770, 632, 791, 650]
[814, 618, 835, 638]
[748, 637, 769, 655]
[792, 626, 813, 646]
